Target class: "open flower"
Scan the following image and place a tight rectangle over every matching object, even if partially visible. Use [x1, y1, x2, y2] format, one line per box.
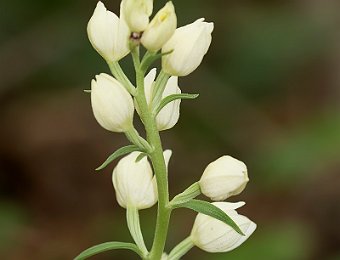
[142, 69, 181, 131]
[91, 73, 134, 132]
[121, 0, 153, 32]
[141, 1, 177, 52]
[190, 202, 256, 253]
[199, 156, 249, 201]
[162, 18, 214, 76]
[87, 1, 130, 62]
[112, 150, 172, 209]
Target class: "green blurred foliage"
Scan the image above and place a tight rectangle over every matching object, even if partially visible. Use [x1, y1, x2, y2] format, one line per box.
[252, 107, 340, 186]
[0, 201, 27, 251]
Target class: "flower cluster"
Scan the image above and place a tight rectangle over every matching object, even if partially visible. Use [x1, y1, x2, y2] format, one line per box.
[88, 1, 214, 134]
[191, 156, 255, 252]
[76, 1, 256, 259]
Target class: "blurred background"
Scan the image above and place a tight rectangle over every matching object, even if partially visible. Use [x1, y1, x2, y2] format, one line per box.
[1, 0, 340, 259]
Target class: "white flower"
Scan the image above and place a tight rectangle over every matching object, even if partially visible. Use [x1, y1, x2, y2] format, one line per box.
[87, 1, 130, 62]
[143, 69, 181, 131]
[161, 253, 168, 260]
[112, 152, 156, 209]
[162, 18, 214, 76]
[91, 73, 134, 132]
[141, 2, 177, 52]
[190, 202, 256, 253]
[112, 150, 172, 209]
[121, 0, 153, 32]
[199, 156, 249, 201]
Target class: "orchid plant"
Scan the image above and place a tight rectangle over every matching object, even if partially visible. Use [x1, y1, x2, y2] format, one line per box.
[75, 1, 256, 259]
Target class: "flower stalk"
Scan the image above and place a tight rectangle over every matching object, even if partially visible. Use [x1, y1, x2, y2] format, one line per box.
[168, 237, 194, 260]
[132, 47, 172, 260]
[126, 206, 148, 257]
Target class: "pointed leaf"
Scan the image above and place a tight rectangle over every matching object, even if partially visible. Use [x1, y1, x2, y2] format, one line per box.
[135, 152, 147, 163]
[170, 182, 201, 206]
[96, 145, 141, 171]
[155, 93, 199, 116]
[74, 242, 142, 260]
[173, 199, 244, 235]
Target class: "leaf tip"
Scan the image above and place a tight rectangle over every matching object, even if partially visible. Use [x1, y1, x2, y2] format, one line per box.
[95, 165, 104, 171]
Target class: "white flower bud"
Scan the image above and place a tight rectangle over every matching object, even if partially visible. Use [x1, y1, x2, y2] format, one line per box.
[112, 150, 172, 209]
[87, 2, 130, 61]
[191, 202, 256, 253]
[199, 156, 249, 201]
[163, 149, 173, 169]
[143, 69, 181, 131]
[162, 18, 214, 76]
[122, 0, 153, 32]
[112, 152, 157, 209]
[91, 73, 134, 132]
[161, 253, 168, 260]
[141, 2, 177, 52]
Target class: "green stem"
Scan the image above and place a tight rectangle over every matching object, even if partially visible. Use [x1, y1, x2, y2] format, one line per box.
[131, 47, 171, 260]
[168, 237, 194, 260]
[108, 61, 136, 96]
[140, 50, 157, 73]
[126, 206, 149, 257]
[131, 47, 141, 69]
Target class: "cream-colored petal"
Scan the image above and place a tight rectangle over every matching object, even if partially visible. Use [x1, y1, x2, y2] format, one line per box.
[199, 156, 248, 201]
[91, 73, 134, 132]
[156, 76, 181, 130]
[87, 2, 130, 61]
[162, 19, 214, 76]
[112, 152, 158, 209]
[141, 2, 177, 51]
[144, 68, 157, 104]
[190, 202, 256, 253]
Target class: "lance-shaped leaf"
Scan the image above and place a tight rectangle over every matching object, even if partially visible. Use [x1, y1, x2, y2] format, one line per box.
[154, 93, 199, 116]
[96, 145, 141, 171]
[170, 182, 201, 206]
[173, 199, 244, 235]
[74, 242, 142, 260]
[135, 152, 148, 163]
